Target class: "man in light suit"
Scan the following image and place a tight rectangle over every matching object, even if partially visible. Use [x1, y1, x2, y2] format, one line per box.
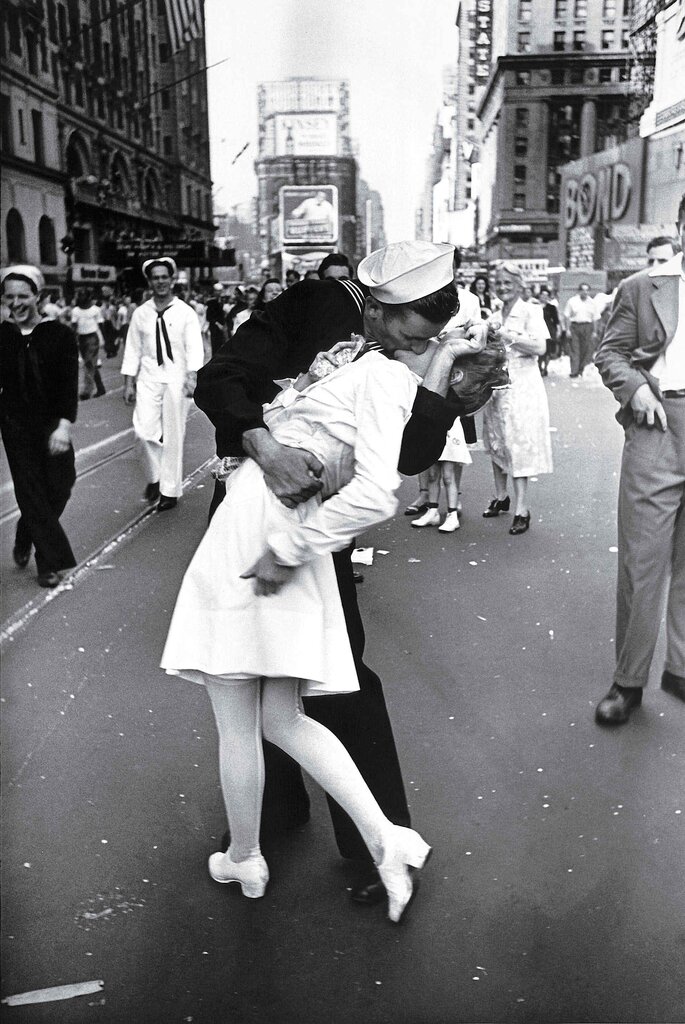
[594, 194, 685, 724]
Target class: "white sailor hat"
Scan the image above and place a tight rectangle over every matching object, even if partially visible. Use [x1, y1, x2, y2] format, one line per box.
[142, 257, 177, 278]
[357, 241, 455, 304]
[0, 264, 45, 293]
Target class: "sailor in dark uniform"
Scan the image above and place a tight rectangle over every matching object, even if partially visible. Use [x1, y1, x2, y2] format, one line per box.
[194, 241, 487, 904]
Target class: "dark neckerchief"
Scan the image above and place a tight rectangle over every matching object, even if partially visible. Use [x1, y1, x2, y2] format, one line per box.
[154, 302, 174, 366]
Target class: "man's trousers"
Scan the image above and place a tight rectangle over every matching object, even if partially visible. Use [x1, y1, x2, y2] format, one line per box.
[568, 322, 595, 376]
[2, 417, 76, 575]
[133, 378, 190, 499]
[614, 398, 685, 688]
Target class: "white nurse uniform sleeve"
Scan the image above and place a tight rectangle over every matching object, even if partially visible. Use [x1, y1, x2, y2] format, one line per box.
[267, 358, 417, 566]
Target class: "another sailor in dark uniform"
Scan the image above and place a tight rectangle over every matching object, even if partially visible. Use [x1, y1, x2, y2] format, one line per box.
[194, 241, 487, 904]
[1, 264, 79, 588]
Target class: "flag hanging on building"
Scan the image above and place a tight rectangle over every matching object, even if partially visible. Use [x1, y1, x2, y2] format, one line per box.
[164, 0, 203, 54]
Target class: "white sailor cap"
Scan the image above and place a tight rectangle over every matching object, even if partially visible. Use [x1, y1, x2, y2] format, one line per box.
[142, 257, 177, 278]
[0, 264, 45, 293]
[357, 241, 455, 304]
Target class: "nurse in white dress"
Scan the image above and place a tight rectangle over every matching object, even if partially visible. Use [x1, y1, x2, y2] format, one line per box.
[482, 262, 553, 536]
[161, 297, 474, 921]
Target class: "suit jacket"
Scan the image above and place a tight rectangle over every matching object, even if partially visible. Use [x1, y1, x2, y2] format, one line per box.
[594, 265, 679, 426]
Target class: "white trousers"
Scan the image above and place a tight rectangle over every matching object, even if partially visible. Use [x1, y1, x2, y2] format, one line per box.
[132, 377, 189, 498]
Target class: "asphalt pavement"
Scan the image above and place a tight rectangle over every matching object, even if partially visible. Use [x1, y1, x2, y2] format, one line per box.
[1, 359, 684, 1024]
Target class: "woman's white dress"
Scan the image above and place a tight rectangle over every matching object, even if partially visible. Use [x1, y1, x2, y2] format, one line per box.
[482, 299, 553, 478]
[161, 353, 418, 696]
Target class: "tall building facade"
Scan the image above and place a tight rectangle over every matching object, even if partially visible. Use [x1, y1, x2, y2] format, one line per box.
[254, 77, 363, 276]
[1, 0, 214, 290]
[477, 0, 635, 264]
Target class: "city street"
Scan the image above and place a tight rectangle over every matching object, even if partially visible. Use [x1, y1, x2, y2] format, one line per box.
[1, 364, 683, 1024]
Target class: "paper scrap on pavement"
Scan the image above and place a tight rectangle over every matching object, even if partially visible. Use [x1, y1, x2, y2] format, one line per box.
[351, 547, 374, 566]
[2, 980, 104, 1006]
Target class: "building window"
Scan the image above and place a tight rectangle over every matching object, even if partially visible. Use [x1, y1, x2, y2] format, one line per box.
[569, 66, 584, 83]
[31, 110, 44, 164]
[7, 8, 22, 54]
[57, 3, 67, 45]
[623, 0, 633, 14]
[513, 192, 526, 211]
[517, 31, 531, 53]
[47, 0, 58, 43]
[514, 164, 527, 184]
[26, 32, 38, 75]
[515, 107, 530, 128]
[161, 89, 170, 110]
[516, 70, 531, 85]
[599, 66, 613, 82]
[6, 209, 27, 263]
[573, 29, 586, 49]
[602, 0, 616, 16]
[619, 64, 631, 81]
[82, 25, 91, 63]
[518, 0, 532, 21]
[39, 216, 57, 265]
[554, 0, 568, 15]
[74, 74, 84, 107]
[551, 67, 565, 84]
[103, 42, 111, 77]
[159, 42, 169, 63]
[18, 108, 26, 146]
[515, 136, 529, 156]
[163, 134, 172, 155]
[601, 29, 613, 48]
[574, 0, 587, 15]
[1, 94, 12, 154]
[621, 28, 630, 47]
[554, 30, 565, 50]
[186, 185, 192, 215]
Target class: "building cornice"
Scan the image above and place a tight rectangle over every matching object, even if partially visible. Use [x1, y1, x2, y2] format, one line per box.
[0, 152, 67, 186]
[1, 64, 60, 103]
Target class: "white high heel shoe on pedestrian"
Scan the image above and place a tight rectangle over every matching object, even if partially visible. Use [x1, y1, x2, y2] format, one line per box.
[208, 850, 269, 898]
[375, 826, 432, 923]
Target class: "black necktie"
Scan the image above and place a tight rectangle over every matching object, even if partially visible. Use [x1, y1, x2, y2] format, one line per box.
[155, 306, 174, 366]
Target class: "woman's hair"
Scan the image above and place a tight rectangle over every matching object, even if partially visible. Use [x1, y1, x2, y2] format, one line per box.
[1, 272, 39, 295]
[383, 281, 459, 325]
[495, 261, 526, 287]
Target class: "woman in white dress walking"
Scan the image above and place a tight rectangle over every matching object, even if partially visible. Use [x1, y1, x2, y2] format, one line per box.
[481, 262, 553, 535]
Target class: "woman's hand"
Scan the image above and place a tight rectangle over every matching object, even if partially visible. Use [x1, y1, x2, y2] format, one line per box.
[240, 549, 295, 596]
[48, 419, 71, 455]
[183, 371, 197, 397]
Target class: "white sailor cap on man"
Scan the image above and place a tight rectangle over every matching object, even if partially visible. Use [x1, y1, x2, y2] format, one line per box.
[142, 257, 177, 278]
[357, 241, 455, 304]
[0, 264, 45, 293]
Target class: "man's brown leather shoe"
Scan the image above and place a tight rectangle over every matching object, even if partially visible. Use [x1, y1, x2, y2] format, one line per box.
[595, 683, 643, 725]
[661, 670, 685, 702]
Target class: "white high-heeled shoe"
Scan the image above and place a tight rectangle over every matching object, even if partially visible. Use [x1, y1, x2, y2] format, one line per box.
[375, 826, 432, 923]
[208, 850, 269, 898]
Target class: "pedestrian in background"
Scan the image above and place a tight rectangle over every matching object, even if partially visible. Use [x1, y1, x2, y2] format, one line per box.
[121, 257, 204, 511]
[482, 262, 552, 535]
[285, 268, 300, 288]
[538, 285, 561, 376]
[254, 277, 282, 310]
[469, 274, 494, 319]
[593, 193, 685, 726]
[231, 285, 258, 334]
[318, 253, 354, 280]
[646, 234, 679, 268]
[206, 283, 227, 356]
[0, 265, 79, 588]
[70, 288, 106, 399]
[563, 282, 598, 379]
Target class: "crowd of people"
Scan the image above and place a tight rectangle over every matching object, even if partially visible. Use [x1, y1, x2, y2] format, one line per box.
[2, 204, 684, 927]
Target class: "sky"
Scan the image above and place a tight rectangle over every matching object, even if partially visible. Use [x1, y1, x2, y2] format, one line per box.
[204, 0, 458, 241]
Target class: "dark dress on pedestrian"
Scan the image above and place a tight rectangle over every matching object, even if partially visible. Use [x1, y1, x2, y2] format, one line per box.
[205, 297, 227, 356]
[0, 319, 79, 575]
[194, 277, 458, 859]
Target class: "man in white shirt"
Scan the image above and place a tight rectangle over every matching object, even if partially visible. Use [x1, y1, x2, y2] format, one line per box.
[121, 257, 204, 510]
[563, 282, 598, 378]
[594, 193, 685, 724]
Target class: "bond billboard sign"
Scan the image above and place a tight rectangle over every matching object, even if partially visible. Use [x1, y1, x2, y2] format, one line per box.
[280, 185, 338, 245]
